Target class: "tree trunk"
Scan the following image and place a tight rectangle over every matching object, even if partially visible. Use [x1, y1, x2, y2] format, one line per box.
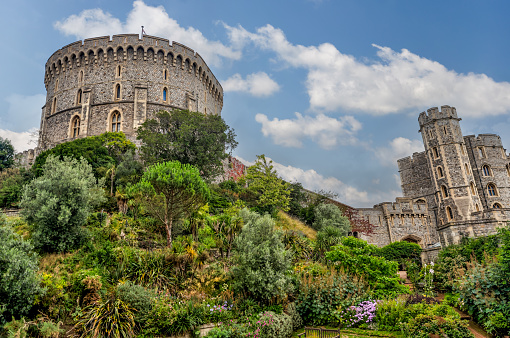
[165, 217, 173, 247]
[110, 167, 115, 196]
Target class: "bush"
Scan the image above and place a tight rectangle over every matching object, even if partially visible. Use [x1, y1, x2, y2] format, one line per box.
[116, 282, 155, 324]
[260, 311, 293, 338]
[0, 220, 42, 325]
[285, 302, 303, 331]
[378, 241, 422, 268]
[232, 208, 293, 303]
[312, 203, 350, 233]
[325, 237, 409, 298]
[402, 314, 473, 338]
[20, 156, 106, 253]
[74, 297, 136, 338]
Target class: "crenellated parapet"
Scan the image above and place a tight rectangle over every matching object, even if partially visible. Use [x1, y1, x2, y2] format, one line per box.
[418, 105, 460, 129]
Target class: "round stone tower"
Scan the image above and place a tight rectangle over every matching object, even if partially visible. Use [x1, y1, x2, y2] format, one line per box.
[39, 34, 223, 150]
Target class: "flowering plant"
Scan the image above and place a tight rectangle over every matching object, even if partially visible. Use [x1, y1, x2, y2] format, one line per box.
[335, 300, 379, 328]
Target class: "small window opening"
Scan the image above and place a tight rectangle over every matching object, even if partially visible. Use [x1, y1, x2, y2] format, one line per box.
[475, 204, 480, 212]
[55, 79, 59, 91]
[479, 147, 486, 158]
[441, 185, 449, 198]
[437, 166, 444, 178]
[72, 117, 80, 137]
[465, 163, 470, 175]
[111, 111, 121, 132]
[52, 97, 57, 114]
[115, 84, 121, 100]
[487, 183, 497, 197]
[493, 203, 502, 209]
[79, 71, 83, 83]
[443, 126, 447, 135]
[433, 147, 439, 158]
[470, 182, 476, 195]
[447, 206, 454, 221]
[482, 165, 491, 176]
[77, 89, 82, 105]
[164, 69, 168, 80]
[163, 88, 167, 102]
[117, 65, 121, 77]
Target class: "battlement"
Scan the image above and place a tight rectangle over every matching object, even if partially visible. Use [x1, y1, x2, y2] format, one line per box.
[397, 151, 427, 171]
[374, 197, 428, 215]
[418, 105, 459, 128]
[44, 34, 222, 95]
[464, 134, 503, 148]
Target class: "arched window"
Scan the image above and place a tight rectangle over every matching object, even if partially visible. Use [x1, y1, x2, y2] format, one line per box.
[446, 206, 454, 221]
[482, 165, 492, 176]
[487, 183, 498, 197]
[79, 71, 83, 83]
[441, 185, 449, 198]
[115, 84, 121, 100]
[77, 89, 82, 105]
[55, 79, 59, 92]
[164, 69, 168, 80]
[111, 111, 121, 132]
[475, 204, 480, 212]
[437, 166, 444, 178]
[493, 203, 502, 209]
[72, 116, 80, 137]
[433, 147, 439, 158]
[416, 199, 426, 204]
[470, 182, 476, 195]
[163, 88, 167, 102]
[52, 97, 57, 114]
[478, 147, 486, 158]
[117, 65, 121, 77]
[465, 163, 470, 175]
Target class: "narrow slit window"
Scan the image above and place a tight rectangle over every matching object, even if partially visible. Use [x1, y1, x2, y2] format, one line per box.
[446, 206, 454, 220]
[433, 147, 439, 158]
[441, 185, 449, 198]
[163, 88, 167, 102]
[437, 166, 444, 178]
[117, 65, 121, 77]
[115, 84, 121, 100]
[164, 69, 167, 80]
[77, 89, 82, 105]
[470, 182, 476, 195]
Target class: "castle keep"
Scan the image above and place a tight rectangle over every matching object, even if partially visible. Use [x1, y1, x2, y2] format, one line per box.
[359, 106, 510, 256]
[39, 34, 223, 150]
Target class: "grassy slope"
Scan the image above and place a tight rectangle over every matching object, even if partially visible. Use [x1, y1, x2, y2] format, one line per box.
[275, 210, 317, 240]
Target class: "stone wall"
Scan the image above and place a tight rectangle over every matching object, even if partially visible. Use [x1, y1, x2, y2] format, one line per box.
[40, 34, 223, 149]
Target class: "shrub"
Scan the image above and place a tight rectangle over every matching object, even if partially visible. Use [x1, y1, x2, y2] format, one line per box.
[20, 155, 105, 253]
[0, 221, 42, 325]
[232, 208, 293, 303]
[378, 241, 422, 268]
[314, 226, 344, 257]
[312, 203, 350, 233]
[74, 297, 136, 338]
[285, 302, 303, 331]
[402, 314, 473, 338]
[116, 282, 154, 324]
[260, 311, 293, 338]
[325, 237, 408, 298]
[296, 269, 369, 326]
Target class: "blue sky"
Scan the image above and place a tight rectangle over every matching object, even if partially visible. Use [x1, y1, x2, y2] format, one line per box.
[2, 0, 510, 207]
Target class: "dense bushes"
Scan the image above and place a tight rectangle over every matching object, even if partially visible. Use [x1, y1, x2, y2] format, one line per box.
[378, 240, 422, 268]
[325, 237, 408, 298]
[0, 218, 42, 325]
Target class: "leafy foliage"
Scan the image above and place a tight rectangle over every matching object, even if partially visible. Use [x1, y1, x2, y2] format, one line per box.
[32, 132, 136, 179]
[378, 240, 422, 268]
[312, 203, 350, 233]
[0, 218, 42, 325]
[0, 137, 15, 172]
[325, 237, 408, 298]
[0, 168, 32, 208]
[245, 154, 291, 215]
[116, 282, 154, 324]
[137, 109, 237, 180]
[129, 161, 210, 246]
[232, 208, 293, 303]
[20, 155, 106, 253]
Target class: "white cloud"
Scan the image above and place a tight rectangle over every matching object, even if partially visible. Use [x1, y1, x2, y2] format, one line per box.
[376, 137, 424, 167]
[225, 24, 510, 117]
[2, 94, 45, 132]
[236, 156, 400, 207]
[223, 72, 280, 97]
[0, 129, 37, 153]
[255, 113, 361, 148]
[54, 0, 241, 66]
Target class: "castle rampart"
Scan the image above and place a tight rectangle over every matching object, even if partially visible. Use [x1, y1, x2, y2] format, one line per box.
[39, 34, 223, 150]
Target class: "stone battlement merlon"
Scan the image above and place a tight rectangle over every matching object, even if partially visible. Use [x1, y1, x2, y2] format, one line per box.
[44, 35, 222, 97]
[398, 151, 427, 171]
[418, 105, 460, 129]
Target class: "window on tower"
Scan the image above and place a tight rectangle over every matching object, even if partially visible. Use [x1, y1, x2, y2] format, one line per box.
[487, 183, 498, 197]
[71, 116, 80, 138]
[437, 166, 444, 178]
[441, 185, 449, 198]
[446, 206, 454, 221]
[482, 165, 492, 176]
[433, 147, 440, 158]
[111, 111, 121, 132]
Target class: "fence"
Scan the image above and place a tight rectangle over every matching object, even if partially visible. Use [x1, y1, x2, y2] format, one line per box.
[298, 327, 340, 338]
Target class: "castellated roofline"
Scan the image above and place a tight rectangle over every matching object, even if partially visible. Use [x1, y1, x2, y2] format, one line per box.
[397, 150, 427, 171]
[44, 34, 222, 93]
[418, 105, 460, 129]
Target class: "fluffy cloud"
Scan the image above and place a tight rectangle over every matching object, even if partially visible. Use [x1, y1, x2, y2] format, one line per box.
[54, 0, 240, 66]
[223, 72, 280, 97]
[255, 113, 361, 148]
[225, 24, 510, 117]
[376, 137, 424, 167]
[0, 129, 37, 153]
[237, 156, 400, 207]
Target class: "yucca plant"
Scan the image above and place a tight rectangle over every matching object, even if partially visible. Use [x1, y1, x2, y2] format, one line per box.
[75, 297, 136, 338]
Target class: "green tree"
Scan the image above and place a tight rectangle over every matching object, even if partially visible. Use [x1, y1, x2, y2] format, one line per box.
[245, 154, 291, 214]
[0, 168, 32, 208]
[0, 137, 15, 171]
[314, 225, 345, 257]
[137, 109, 237, 180]
[0, 216, 43, 325]
[130, 161, 210, 246]
[312, 203, 351, 233]
[20, 156, 106, 253]
[232, 208, 293, 303]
